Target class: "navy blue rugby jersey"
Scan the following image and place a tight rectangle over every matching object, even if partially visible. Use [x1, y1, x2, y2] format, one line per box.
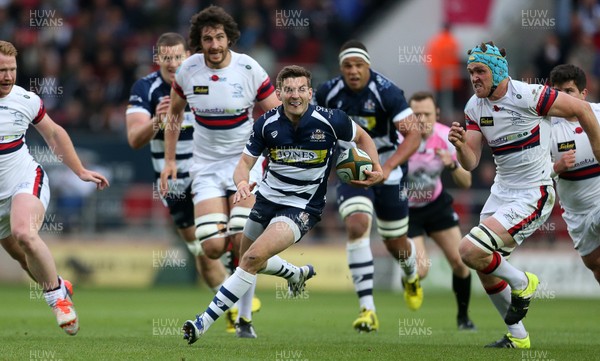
[315, 69, 413, 159]
[126, 71, 194, 184]
[244, 104, 356, 214]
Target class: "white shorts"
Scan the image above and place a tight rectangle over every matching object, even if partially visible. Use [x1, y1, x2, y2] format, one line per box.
[0, 163, 51, 239]
[191, 155, 265, 204]
[562, 207, 600, 257]
[480, 183, 555, 245]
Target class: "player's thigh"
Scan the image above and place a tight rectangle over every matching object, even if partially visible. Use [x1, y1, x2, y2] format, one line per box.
[10, 193, 46, 237]
[582, 246, 600, 272]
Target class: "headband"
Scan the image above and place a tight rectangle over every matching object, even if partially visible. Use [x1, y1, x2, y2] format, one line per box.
[339, 47, 371, 65]
[467, 43, 508, 92]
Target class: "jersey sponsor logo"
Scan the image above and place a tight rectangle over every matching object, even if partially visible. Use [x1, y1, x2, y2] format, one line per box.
[480, 116, 494, 126]
[363, 99, 376, 112]
[314, 105, 333, 116]
[310, 129, 326, 142]
[271, 147, 327, 164]
[350, 115, 376, 130]
[193, 85, 209, 94]
[557, 140, 576, 152]
[489, 131, 530, 145]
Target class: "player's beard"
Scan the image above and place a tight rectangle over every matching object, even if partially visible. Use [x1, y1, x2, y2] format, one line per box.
[206, 50, 228, 68]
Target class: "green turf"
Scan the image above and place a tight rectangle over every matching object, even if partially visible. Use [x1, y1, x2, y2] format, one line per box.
[1, 284, 598, 361]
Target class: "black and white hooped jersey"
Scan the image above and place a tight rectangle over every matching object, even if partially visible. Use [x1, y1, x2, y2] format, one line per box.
[315, 69, 413, 182]
[172, 51, 275, 162]
[550, 104, 600, 214]
[244, 104, 356, 214]
[0, 85, 45, 199]
[465, 78, 556, 188]
[126, 71, 194, 186]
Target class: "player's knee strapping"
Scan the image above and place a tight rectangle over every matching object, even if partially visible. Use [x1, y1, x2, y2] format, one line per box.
[185, 240, 204, 256]
[466, 224, 505, 255]
[228, 207, 251, 234]
[377, 217, 408, 239]
[195, 214, 228, 243]
[339, 196, 373, 220]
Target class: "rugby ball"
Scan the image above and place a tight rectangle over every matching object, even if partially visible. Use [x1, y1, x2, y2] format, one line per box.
[336, 148, 373, 183]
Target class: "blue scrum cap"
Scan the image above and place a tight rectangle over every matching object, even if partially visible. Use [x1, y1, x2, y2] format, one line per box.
[467, 41, 508, 87]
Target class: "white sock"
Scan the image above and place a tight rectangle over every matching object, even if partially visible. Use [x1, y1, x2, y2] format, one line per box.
[347, 238, 375, 311]
[43, 277, 64, 307]
[399, 238, 417, 281]
[260, 255, 302, 283]
[488, 253, 528, 290]
[237, 279, 256, 321]
[200, 267, 255, 331]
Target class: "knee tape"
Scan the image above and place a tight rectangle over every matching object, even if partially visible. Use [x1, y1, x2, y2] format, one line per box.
[194, 214, 228, 243]
[185, 240, 205, 256]
[228, 207, 251, 234]
[339, 196, 373, 220]
[377, 217, 408, 239]
[466, 224, 505, 255]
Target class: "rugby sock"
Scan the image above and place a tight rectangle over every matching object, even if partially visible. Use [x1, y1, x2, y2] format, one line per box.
[237, 278, 256, 321]
[399, 238, 418, 281]
[43, 277, 63, 307]
[260, 255, 302, 283]
[485, 280, 528, 338]
[453, 273, 471, 319]
[201, 267, 255, 331]
[347, 237, 375, 311]
[482, 252, 528, 290]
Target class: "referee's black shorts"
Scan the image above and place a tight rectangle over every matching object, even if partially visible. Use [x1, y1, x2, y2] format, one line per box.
[408, 191, 459, 238]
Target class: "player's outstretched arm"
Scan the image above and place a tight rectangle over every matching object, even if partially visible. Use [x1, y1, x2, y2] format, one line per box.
[34, 114, 109, 190]
[233, 153, 258, 204]
[549, 92, 600, 161]
[352, 126, 383, 187]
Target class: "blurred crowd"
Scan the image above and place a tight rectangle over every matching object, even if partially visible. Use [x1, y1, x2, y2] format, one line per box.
[1, 0, 386, 133]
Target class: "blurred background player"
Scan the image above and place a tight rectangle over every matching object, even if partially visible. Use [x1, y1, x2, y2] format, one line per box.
[450, 41, 600, 348]
[315, 39, 421, 332]
[549, 64, 600, 285]
[160, 6, 299, 338]
[125, 32, 230, 318]
[0, 40, 109, 335]
[182, 65, 384, 345]
[407, 91, 475, 330]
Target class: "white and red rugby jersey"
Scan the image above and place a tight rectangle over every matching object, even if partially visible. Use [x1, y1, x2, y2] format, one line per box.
[464, 79, 556, 188]
[551, 104, 600, 214]
[172, 51, 275, 162]
[0, 85, 46, 199]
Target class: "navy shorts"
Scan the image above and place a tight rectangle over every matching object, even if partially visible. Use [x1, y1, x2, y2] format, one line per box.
[246, 193, 320, 242]
[162, 184, 195, 229]
[408, 191, 459, 238]
[336, 182, 409, 221]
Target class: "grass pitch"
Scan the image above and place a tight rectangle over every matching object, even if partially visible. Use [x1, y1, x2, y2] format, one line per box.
[1, 284, 598, 361]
